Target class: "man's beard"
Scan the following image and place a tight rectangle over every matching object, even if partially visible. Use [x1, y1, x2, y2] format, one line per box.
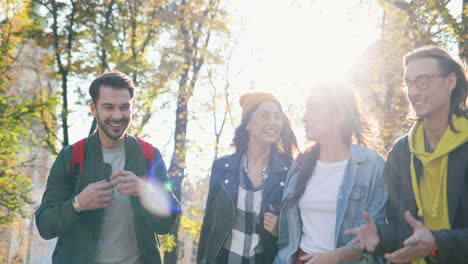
[96, 114, 130, 141]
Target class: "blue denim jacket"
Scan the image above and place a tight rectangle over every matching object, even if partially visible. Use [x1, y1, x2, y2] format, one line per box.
[274, 145, 387, 264]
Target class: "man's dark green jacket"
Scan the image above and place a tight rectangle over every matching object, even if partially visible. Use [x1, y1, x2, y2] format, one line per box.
[35, 133, 180, 264]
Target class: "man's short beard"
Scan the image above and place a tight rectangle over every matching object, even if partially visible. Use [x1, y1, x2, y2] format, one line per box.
[96, 114, 129, 141]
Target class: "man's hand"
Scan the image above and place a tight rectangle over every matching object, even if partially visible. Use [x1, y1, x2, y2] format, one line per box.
[76, 180, 113, 211]
[384, 211, 435, 263]
[344, 211, 380, 252]
[110, 170, 146, 197]
[264, 204, 279, 237]
[300, 252, 338, 264]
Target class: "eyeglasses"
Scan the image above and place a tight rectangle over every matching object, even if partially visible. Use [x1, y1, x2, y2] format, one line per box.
[254, 110, 284, 124]
[402, 74, 449, 92]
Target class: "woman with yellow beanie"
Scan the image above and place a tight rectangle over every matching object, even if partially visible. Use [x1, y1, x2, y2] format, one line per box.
[197, 92, 298, 264]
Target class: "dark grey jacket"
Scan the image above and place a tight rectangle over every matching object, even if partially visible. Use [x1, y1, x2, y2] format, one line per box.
[375, 136, 468, 263]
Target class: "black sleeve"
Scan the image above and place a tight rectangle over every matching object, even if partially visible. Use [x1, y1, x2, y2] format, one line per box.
[197, 159, 221, 264]
[431, 163, 468, 263]
[374, 145, 403, 255]
[432, 228, 468, 263]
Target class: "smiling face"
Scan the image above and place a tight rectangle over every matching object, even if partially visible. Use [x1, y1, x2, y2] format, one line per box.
[246, 101, 284, 146]
[90, 85, 134, 147]
[404, 57, 455, 120]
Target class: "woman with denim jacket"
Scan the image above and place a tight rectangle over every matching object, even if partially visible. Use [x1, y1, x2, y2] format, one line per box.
[274, 83, 387, 264]
[197, 92, 298, 264]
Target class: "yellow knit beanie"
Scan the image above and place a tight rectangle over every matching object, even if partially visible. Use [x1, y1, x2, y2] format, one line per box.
[239, 92, 282, 119]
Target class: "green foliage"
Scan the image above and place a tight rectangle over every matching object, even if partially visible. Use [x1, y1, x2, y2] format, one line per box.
[180, 206, 203, 238]
[159, 234, 177, 252]
[0, 93, 55, 225]
[0, 0, 57, 226]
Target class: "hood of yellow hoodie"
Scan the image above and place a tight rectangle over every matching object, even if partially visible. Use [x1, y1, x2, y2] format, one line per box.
[408, 115, 468, 163]
[407, 115, 468, 219]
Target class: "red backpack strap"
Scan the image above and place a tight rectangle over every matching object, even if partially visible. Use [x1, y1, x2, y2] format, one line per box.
[71, 138, 87, 176]
[137, 137, 155, 168]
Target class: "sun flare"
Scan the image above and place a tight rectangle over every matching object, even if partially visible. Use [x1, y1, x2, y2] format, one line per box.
[230, 0, 380, 100]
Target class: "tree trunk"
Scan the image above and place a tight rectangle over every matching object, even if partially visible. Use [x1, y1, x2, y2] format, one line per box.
[164, 87, 189, 264]
[460, 0, 467, 61]
[164, 1, 220, 262]
[50, 0, 77, 147]
[61, 72, 69, 146]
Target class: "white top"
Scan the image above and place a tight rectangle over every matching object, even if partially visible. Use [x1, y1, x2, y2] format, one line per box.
[298, 158, 349, 254]
[94, 143, 143, 264]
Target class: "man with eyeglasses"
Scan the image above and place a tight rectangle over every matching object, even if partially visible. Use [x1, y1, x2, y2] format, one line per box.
[346, 46, 468, 264]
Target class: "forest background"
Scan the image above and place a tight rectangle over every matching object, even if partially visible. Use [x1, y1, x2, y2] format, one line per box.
[0, 0, 466, 263]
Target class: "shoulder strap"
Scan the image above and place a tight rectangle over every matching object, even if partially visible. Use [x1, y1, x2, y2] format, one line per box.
[137, 137, 155, 168]
[72, 137, 154, 176]
[71, 138, 87, 176]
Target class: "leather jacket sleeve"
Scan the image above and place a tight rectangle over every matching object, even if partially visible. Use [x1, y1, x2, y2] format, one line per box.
[197, 159, 222, 264]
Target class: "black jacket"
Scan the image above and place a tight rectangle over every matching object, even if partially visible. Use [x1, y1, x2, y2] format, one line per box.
[375, 136, 468, 263]
[197, 150, 292, 264]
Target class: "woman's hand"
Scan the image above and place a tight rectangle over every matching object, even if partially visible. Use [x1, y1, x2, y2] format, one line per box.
[263, 204, 279, 237]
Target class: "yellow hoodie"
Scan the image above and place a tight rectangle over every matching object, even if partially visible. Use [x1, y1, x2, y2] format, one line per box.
[408, 115, 468, 264]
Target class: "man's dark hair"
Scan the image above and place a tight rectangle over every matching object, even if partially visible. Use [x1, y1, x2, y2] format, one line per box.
[89, 72, 135, 103]
[404, 46, 468, 131]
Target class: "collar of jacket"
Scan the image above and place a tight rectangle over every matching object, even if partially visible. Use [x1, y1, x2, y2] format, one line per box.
[220, 148, 291, 210]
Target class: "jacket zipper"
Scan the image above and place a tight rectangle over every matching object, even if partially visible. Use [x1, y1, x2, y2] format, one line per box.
[277, 208, 282, 246]
[210, 182, 235, 264]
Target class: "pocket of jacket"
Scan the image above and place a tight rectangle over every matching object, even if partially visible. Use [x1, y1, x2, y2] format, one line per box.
[349, 185, 368, 200]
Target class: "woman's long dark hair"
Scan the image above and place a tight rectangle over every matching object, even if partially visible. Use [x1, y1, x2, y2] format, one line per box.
[232, 102, 298, 160]
[285, 82, 378, 207]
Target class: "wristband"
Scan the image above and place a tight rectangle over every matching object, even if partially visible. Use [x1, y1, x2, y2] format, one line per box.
[72, 196, 81, 214]
[430, 244, 438, 258]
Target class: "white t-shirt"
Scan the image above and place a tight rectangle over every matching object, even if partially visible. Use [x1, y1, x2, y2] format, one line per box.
[298, 158, 349, 254]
